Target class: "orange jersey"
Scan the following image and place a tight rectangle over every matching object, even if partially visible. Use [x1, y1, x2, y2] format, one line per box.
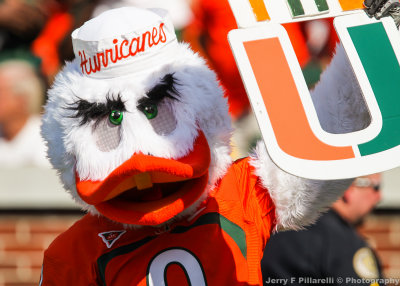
[40, 158, 276, 285]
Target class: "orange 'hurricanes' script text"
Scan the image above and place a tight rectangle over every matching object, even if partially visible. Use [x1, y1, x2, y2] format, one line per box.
[79, 23, 167, 75]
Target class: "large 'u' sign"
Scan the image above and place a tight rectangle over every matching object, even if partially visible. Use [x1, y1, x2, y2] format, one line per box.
[228, 0, 400, 179]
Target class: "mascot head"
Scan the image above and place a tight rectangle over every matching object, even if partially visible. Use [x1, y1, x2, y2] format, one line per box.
[41, 7, 233, 227]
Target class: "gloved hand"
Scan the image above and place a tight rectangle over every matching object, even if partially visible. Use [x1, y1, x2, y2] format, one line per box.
[364, 0, 400, 26]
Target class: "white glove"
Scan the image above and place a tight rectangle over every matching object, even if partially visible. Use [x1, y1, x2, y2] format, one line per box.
[364, 0, 400, 27]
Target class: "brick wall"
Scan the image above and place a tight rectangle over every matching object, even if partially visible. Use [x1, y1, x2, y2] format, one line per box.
[0, 212, 398, 285]
[358, 212, 400, 280]
[0, 213, 82, 286]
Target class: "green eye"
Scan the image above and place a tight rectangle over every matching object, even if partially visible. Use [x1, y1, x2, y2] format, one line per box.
[142, 104, 158, 119]
[109, 110, 123, 125]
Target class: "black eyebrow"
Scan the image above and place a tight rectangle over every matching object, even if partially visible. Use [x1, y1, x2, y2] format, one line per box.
[139, 73, 180, 105]
[66, 93, 125, 125]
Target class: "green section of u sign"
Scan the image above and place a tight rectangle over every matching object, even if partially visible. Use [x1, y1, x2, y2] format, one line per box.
[348, 23, 400, 156]
[287, 0, 328, 16]
[315, 0, 329, 12]
[287, 0, 305, 16]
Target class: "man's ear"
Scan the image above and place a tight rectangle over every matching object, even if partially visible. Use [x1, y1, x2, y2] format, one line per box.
[342, 186, 353, 204]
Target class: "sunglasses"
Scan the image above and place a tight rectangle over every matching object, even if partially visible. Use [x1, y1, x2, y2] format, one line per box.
[353, 177, 380, 192]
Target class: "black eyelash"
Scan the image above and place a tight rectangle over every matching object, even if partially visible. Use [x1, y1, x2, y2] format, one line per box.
[138, 73, 180, 107]
[66, 93, 126, 125]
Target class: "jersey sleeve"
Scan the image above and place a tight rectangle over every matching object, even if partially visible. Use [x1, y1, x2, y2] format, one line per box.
[39, 215, 103, 285]
[230, 158, 277, 242]
[40, 253, 99, 286]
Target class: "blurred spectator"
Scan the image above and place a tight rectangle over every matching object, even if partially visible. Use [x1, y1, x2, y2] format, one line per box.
[31, 1, 74, 81]
[182, 0, 315, 158]
[300, 18, 340, 88]
[0, 0, 70, 82]
[261, 174, 384, 285]
[183, 0, 312, 120]
[0, 53, 49, 168]
[56, 0, 101, 63]
[0, 0, 52, 51]
[182, 0, 253, 120]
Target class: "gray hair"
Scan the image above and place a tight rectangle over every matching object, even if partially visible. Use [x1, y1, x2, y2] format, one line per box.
[0, 60, 45, 114]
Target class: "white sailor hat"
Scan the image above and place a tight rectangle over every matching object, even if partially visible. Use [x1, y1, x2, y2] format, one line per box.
[71, 7, 178, 79]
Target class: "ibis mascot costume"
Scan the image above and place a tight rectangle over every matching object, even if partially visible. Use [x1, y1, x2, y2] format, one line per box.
[39, 5, 382, 286]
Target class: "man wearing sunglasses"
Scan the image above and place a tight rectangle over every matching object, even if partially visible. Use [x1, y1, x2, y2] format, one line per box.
[261, 174, 384, 285]
[334, 174, 382, 226]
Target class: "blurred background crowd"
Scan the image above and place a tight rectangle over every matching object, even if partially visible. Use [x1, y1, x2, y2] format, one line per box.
[0, 0, 399, 285]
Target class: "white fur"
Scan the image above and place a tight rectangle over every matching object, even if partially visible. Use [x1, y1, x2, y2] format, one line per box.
[250, 142, 352, 230]
[42, 37, 365, 231]
[250, 44, 368, 230]
[41, 43, 233, 217]
[311, 44, 371, 133]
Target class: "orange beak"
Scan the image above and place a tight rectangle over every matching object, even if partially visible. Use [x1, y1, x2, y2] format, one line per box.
[76, 131, 211, 225]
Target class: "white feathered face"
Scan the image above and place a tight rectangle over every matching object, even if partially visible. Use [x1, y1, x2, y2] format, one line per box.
[41, 44, 233, 226]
